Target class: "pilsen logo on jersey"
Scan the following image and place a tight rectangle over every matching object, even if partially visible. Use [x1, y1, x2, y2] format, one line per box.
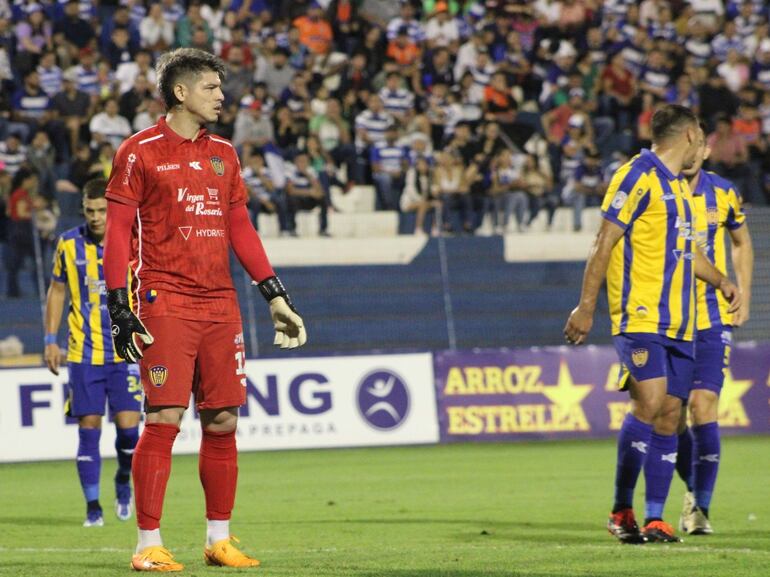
[210, 156, 225, 176]
[149, 365, 168, 387]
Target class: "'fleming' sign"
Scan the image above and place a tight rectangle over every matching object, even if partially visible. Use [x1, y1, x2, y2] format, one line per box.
[434, 343, 770, 443]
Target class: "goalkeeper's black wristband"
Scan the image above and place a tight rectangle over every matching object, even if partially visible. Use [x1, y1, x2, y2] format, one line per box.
[256, 276, 297, 312]
[107, 287, 130, 314]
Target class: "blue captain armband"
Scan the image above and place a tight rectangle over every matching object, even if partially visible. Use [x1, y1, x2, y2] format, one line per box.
[44, 334, 57, 346]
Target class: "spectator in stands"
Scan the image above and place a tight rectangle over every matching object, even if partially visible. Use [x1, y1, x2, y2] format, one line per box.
[259, 47, 294, 100]
[567, 149, 604, 232]
[0, 133, 26, 176]
[401, 156, 439, 235]
[5, 166, 41, 297]
[139, 2, 174, 54]
[26, 129, 56, 200]
[37, 51, 62, 98]
[52, 1, 94, 61]
[118, 73, 152, 125]
[273, 104, 304, 155]
[175, 2, 213, 49]
[309, 96, 355, 183]
[379, 71, 415, 125]
[222, 45, 253, 104]
[717, 48, 750, 93]
[489, 148, 527, 234]
[241, 147, 284, 232]
[67, 143, 102, 190]
[708, 113, 751, 199]
[371, 124, 409, 211]
[132, 96, 163, 132]
[14, 5, 53, 75]
[483, 71, 518, 126]
[387, 25, 422, 76]
[435, 150, 472, 234]
[105, 27, 137, 70]
[52, 69, 92, 154]
[12, 69, 68, 160]
[425, 2, 460, 51]
[293, 1, 333, 55]
[286, 151, 329, 237]
[88, 98, 131, 150]
[520, 152, 554, 229]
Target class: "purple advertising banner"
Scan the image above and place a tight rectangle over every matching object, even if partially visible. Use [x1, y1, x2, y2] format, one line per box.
[434, 343, 770, 443]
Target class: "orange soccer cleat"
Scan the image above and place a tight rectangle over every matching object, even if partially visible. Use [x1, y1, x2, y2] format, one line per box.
[130, 546, 184, 572]
[204, 536, 261, 568]
[607, 508, 646, 544]
[642, 519, 682, 543]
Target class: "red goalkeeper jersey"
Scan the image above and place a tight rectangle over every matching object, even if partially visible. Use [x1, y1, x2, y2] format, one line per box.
[105, 117, 248, 322]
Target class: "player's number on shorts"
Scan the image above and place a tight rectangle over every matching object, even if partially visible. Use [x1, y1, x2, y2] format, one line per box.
[235, 351, 246, 376]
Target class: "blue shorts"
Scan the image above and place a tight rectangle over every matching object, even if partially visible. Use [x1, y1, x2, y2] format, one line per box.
[65, 362, 142, 417]
[613, 333, 695, 401]
[693, 327, 732, 395]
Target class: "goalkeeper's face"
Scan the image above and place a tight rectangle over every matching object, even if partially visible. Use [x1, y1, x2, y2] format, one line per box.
[182, 70, 225, 125]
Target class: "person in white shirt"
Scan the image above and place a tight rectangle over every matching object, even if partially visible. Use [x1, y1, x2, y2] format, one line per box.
[89, 98, 131, 149]
[424, 2, 460, 51]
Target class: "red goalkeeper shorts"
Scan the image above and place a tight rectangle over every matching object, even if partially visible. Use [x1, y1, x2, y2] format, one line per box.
[139, 317, 247, 410]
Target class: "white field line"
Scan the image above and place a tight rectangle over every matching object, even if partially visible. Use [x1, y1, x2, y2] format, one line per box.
[0, 543, 768, 556]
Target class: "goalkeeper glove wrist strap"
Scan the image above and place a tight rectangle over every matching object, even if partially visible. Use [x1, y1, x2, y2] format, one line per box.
[107, 288, 130, 313]
[256, 276, 296, 310]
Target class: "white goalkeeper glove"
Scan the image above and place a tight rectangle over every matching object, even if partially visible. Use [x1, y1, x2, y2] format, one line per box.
[255, 276, 307, 349]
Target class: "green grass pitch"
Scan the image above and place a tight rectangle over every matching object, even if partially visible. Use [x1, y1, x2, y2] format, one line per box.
[1, 437, 769, 577]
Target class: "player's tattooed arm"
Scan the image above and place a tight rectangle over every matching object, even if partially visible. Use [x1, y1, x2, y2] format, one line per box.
[564, 219, 625, 345]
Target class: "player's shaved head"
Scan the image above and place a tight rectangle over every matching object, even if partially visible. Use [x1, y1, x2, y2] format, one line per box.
[156, 48, 226, 110]
[651, 104, 698, 144]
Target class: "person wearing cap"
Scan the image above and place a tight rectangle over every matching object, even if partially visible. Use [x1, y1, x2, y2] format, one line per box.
[425, 1, 460, 51]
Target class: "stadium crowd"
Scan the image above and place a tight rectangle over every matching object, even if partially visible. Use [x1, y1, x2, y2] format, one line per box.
[1, 0, 770, 296]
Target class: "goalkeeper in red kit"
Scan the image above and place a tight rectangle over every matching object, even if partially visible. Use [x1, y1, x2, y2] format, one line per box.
[103, 48, 306, 572]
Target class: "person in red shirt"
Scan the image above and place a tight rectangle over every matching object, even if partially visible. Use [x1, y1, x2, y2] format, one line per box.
[103, 48, 306, 572]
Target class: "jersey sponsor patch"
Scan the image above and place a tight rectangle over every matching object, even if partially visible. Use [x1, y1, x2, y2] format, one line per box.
[707, 206, 719, 225]
[611, 189, 628, 209]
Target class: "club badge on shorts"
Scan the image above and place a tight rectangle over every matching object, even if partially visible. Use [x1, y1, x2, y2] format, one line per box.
[210, 156, 225, 176]
[632, 348, 649, 368]
[149, 365, 169, 387]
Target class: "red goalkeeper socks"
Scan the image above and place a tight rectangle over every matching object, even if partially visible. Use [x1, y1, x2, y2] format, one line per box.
[133, 423, 179, 530]
[199, 429, 238, 521]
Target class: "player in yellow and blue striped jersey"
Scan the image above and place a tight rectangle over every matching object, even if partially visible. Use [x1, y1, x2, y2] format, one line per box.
[563, 105, 742, 544]
[43, 179, 142, 527]
[674, 123, 754, 536]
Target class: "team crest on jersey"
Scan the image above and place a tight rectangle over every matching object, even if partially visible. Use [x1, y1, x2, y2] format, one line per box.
[707, 207, 719, 226]
[631, 348, 649, 368]
[149, 365, 168, 387]
[210, 156, 225, 176]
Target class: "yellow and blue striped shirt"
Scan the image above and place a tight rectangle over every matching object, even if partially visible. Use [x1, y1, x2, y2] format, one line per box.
[52, 225, 128, 364]
[692, 170, 745, 330]
[601, 149, 696, 341]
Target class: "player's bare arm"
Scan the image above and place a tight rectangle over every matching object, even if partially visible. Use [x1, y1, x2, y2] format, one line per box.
[43, 280, 66, 375]
[729, 223, 754, 326]
[564, 218, 625, 345]
[693, 246, 741, 314]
